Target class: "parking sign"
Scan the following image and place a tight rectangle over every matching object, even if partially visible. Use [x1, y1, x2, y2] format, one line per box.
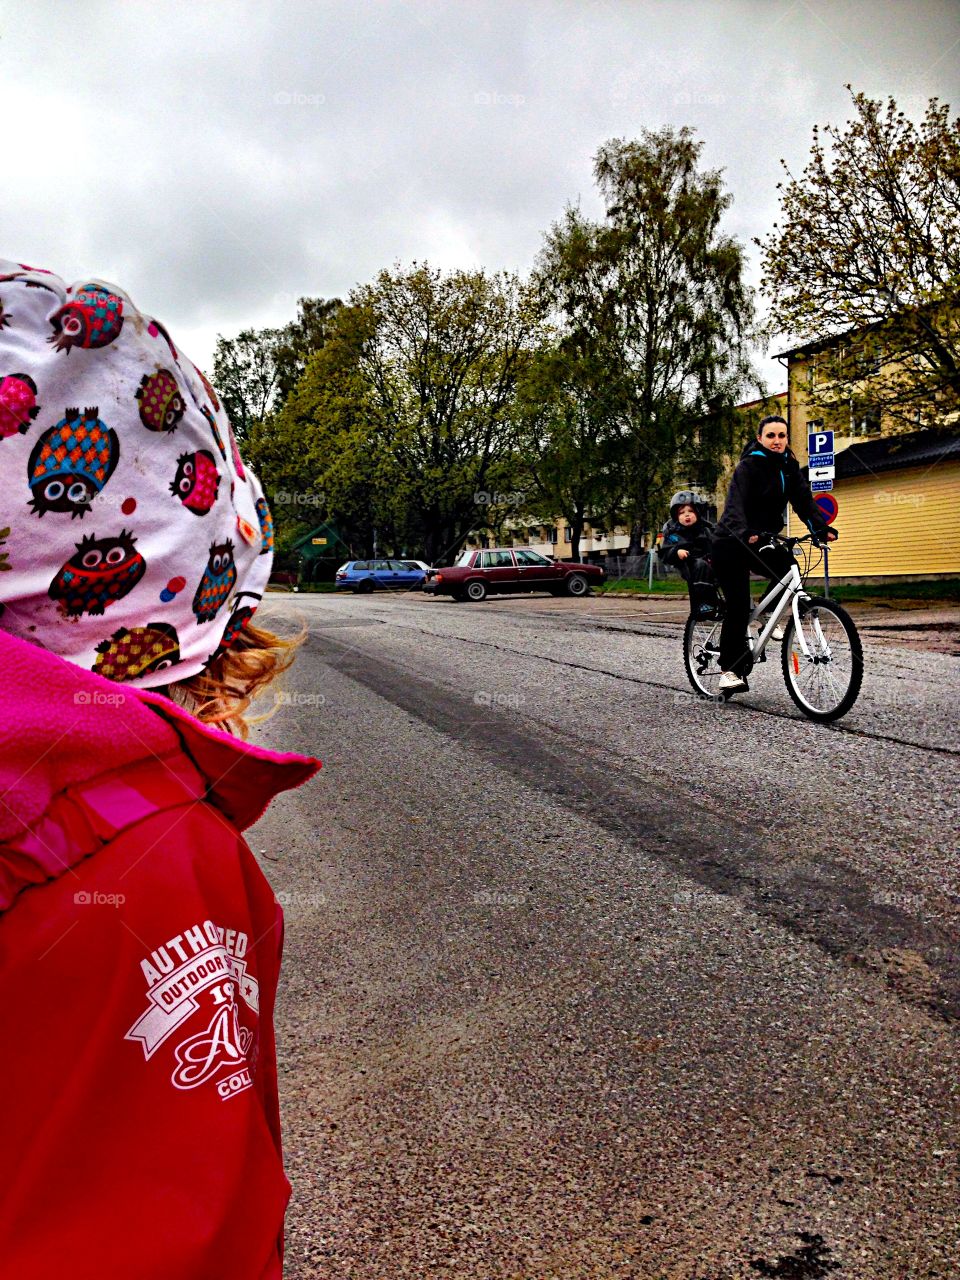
[808, 428, 834, 458]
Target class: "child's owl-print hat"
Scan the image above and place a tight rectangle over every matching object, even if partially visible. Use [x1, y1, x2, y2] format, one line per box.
[0, 258, 275, 689]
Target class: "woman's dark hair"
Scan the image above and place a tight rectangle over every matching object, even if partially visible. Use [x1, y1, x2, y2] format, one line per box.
[758, 414, 788, 433]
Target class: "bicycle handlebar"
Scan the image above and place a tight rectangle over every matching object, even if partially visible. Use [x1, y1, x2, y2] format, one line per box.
[766, 533, 830, 548]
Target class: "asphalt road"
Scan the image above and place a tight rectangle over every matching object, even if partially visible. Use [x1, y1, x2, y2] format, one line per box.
[248, 589, 960, 1280]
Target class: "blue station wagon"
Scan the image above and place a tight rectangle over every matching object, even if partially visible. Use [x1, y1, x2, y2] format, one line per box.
[335, 559, 428, 593]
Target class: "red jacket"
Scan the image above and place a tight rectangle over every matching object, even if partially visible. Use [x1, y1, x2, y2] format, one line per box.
[0, 629, 319, 1278]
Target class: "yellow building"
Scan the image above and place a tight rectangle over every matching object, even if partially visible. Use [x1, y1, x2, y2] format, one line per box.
[786, 430, 960, 580]
[775, 337, 960, 582]
[464, 352, 960, 580]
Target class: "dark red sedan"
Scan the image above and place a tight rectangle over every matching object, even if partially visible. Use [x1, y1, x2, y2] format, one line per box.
[423, 547, 605, 602]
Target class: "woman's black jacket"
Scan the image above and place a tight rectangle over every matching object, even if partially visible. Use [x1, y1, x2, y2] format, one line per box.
[714, 442, 832, 547]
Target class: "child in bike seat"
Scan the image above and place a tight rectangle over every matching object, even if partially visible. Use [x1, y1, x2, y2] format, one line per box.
[658, 491, 719, 619]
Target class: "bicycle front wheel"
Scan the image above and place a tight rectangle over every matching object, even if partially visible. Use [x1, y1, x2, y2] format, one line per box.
[781, 597, 863, 722]
[683, 614, 724, 699]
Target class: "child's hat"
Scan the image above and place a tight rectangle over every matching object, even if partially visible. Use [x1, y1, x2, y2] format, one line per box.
[0, 258, 274, 688]
[668, 489, 705, 519]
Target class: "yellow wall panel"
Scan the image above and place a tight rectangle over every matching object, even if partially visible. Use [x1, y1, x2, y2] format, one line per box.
[787, 461, 960, 577]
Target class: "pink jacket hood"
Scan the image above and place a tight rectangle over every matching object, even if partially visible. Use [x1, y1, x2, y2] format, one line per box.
[0, 628, 319, 908]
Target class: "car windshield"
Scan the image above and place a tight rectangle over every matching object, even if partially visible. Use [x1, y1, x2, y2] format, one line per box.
[455, 550, 474, 567]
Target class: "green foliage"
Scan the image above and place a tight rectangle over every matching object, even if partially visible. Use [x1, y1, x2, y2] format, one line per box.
[536, 128, 756, 550]
[254, 265, 539, 562]
[515, 332, 628, 561]
[213, 327, 284, 444]
[212, 296, 341, 444]
[759, 89, 960, 431]
[225, 130, 756, 557]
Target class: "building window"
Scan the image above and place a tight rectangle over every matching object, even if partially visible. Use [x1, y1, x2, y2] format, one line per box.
[549, 527, 558, 545]
[852, 406, 881, 436]
[564, 526, 572, 543]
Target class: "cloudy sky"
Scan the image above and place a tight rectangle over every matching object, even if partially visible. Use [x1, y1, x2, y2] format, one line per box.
[4, 0, 958, 391]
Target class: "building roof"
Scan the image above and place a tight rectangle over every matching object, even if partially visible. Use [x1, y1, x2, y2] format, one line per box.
[808, 428, 960, 480]
[736, 392, 787, 410]
[773, 332, 854, 361]
[290, 521, 341, 553]
[772, 298, 952, 360]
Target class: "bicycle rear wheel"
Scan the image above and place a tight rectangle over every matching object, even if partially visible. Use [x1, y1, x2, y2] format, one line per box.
[781, 597, 863, 722]
[683, 614, 724, 699]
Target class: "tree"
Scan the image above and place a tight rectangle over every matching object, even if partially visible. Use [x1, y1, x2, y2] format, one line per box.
[538, 130, 756, 555]
[524, 216, 628, 562]
[212, 326, 284, 443]
[212, 296, 341, 442]
[256, 264, 539, 562]
[273, 296, 342, 401]
[758, 89, 960, 430]
[351, 264, 539, 562]
[247, 301, 382, 559]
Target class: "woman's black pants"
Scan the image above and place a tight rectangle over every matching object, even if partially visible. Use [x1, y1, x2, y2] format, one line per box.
[712, 539, 793, 678]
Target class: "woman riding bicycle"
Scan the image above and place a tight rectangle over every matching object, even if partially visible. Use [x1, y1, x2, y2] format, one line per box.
[712, 415, 837, 694]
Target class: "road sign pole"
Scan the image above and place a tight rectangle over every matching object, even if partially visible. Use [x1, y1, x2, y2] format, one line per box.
[824, 543, 830, 599]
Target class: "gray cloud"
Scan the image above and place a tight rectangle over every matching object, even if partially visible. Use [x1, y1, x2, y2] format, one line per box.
[5, 0, 958, 394]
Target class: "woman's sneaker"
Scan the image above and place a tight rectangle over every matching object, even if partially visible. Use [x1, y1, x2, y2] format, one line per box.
[718, 671, 749, 693]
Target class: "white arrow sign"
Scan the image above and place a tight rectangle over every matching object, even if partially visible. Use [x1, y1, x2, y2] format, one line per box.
[810, 464, 835, 482]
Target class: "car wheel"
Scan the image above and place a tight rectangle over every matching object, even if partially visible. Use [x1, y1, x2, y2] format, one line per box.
[357, 579, 375, 594]
[465, 579, 488, 602]
[565, 572, 588, 597]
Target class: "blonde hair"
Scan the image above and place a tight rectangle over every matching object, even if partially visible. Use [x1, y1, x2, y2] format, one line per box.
[167, 616, 304, 738]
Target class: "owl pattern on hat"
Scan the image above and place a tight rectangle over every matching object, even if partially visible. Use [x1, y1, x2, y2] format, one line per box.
[27, 407, 120, 518]
[49, 283, 124, 353]
[0, 257, 273, 688]
[0, 373, 40, 439]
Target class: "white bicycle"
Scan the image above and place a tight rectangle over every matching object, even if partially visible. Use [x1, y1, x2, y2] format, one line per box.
[683, 534, 864, 723]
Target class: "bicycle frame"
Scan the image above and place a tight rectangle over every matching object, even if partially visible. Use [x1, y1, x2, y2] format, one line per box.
[746, 558, 816, 663]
